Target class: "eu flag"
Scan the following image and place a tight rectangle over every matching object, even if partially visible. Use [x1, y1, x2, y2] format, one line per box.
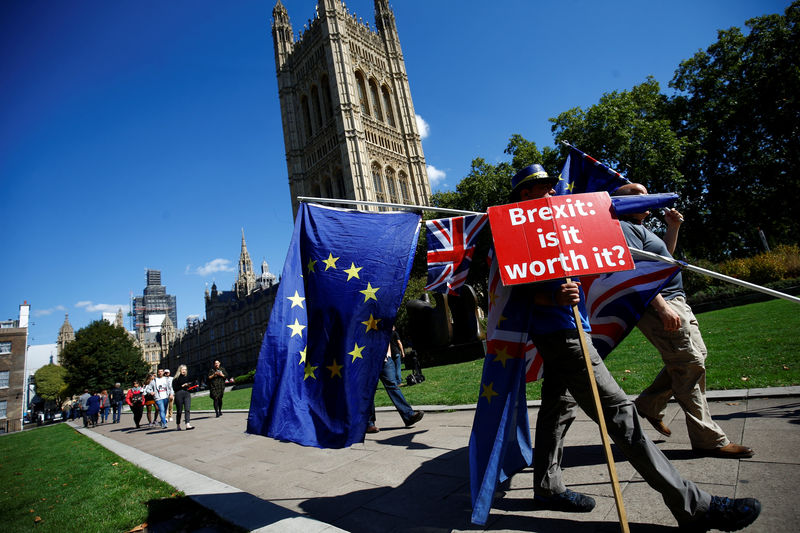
[246, 203, 420, 448]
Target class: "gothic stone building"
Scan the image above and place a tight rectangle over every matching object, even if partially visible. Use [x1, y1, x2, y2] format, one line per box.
[273, 0, 431, 214]
[161, 232, 278, 380]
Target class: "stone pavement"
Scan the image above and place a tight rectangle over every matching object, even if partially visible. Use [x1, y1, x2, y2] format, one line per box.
[73, 387, 800, 532]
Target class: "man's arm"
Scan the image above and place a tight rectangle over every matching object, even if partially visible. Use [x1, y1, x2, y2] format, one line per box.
[649, 293, 681, 331]
[662, 208, 683, 255]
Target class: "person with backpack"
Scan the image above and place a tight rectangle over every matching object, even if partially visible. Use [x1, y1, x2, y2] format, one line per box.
[126, 380, 145, 429]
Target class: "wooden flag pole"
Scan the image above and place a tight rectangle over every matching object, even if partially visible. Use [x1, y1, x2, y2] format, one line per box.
[567, 277, 630, 533]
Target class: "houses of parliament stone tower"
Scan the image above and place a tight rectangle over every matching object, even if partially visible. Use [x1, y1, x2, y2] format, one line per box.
[272, 0, 431, 214]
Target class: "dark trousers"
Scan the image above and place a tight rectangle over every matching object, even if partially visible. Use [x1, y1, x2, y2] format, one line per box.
[212, 396, 223, 416]
[131, 403, 143, 428]
[175, 391, 191, 425]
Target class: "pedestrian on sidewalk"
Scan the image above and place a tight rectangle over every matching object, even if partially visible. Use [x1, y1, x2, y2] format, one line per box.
[110, 382, 125, 424]
[506, 164, 760, 531]
[614, 183, 754, 459]
[143, 373, 158, 427]
[208, 360, 228, 417]
[126, 380, 145, 429]
[86, 391, 100, 427]
[164, 369, 175, 422]
[366, 327, 423, 433]
[79, 389, 91, 427]
[99, 389, 110, 424]
[145, 369, 173, 429]
[172, 365, 194, 430]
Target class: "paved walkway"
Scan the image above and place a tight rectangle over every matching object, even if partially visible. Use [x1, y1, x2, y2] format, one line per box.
[73, 387, 800, 532]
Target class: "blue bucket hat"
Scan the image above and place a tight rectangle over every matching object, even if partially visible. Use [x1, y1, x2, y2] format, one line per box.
[511, 164, 557, 193]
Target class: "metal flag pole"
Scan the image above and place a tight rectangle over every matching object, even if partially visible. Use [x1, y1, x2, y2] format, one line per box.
[630, 248, 800, 305]
[297, 196, 484, 216]
[299, 196, 799, 305]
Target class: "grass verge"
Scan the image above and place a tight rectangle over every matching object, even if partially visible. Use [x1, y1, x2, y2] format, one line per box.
[190, 298, 800, 410]
[0, 424, 242, 532]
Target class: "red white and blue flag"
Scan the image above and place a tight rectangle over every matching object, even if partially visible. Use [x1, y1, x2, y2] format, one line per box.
[425, 214, 488, 295]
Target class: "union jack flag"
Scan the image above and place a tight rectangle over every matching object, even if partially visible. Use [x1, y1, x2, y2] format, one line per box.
[554, 145, 630, 196]
[425, 214, 488, 295]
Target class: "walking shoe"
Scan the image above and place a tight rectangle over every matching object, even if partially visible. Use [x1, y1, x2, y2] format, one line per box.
[693, 443, 754, 459]
[404, 411, 424, 427]
[186, 424, 194, 430]
[366, 425, 380, 434]
[682, 495, 761, 531]
[534, 489, 596, 513]
[638, 411, 671, 437]
[176, 425, 182, 431]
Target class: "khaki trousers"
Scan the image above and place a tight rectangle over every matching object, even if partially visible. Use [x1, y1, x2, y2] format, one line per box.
[635, 296, 728, 450]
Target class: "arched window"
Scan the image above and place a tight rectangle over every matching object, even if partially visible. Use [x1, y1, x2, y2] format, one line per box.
[321, 74, 333, 119]
[310, 85, 322, 129]
[398, 171, 409, 203]
[372, 163, 386, 203]
[355, 71, 369, 116]
[301, 94, 313, 137]
[382, 86, 395, 127]
[385, 167, 398, 203]
[369, 79, 383, 121]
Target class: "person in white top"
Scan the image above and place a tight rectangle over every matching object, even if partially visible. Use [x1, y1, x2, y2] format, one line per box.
[145, 368, 173, 429]
[164, 369, 175, 422]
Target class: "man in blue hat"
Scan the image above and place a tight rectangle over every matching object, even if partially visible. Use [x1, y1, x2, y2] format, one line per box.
[509, 165, 761, 530]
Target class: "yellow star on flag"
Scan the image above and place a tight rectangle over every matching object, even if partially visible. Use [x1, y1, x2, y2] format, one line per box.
[287, 318, 305, 338]
[307, 258, 317, 273]
[359, 282, 379, 302]
[298, 345, 307, 365]
[361, 314, 381, 332]
[303, 364, 318, 381]
[481, 382, 499, 404]
[344, 262, 362, 281]
[566, 181, 575, 192]
[326, 359, 343, 378]
[493, 346, 514, 367]
[323, 252, 339, 271]
[287, 290, 305, 309]
[348, 343, 365, 362]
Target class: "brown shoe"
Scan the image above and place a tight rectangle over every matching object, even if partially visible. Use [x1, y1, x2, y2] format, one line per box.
[694, 443, 754, 459]
[641, 413, 671, 437]
[366, 425, 380, 434]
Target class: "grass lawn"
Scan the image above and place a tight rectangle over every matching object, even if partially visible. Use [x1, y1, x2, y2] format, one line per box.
[191, 298, 800, 410]
[0, 424, 242, 533]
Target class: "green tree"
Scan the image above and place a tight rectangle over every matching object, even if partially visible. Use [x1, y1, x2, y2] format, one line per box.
[60, 320, 149, 394]
[549, 77, 686, 198]
[670, 2, 800, 259]
[33, 364, 67, 403]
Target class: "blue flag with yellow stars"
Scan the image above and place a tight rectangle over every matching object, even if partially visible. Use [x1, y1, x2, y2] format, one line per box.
[246, 203, 420, 448]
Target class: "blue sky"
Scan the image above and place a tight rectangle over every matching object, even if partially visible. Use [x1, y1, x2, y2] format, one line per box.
[1, 0, 790, 345]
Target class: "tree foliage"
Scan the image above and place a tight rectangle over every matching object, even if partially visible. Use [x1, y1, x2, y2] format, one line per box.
[60, 320, 149, 394]
[33, 364, 67, 403]
[669, 1, 800, 259]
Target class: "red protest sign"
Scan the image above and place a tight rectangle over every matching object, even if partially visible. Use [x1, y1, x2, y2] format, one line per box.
[487, 192, 633, 286]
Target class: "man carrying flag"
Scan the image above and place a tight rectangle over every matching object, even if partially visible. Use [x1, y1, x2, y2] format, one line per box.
[614, 183, 754, 459]
[474, 163, 761, 531]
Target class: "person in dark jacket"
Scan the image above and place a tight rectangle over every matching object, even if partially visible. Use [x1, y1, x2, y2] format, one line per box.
[86, 392, 101, 427]
[207, 360, 228, 417]
[172, 365, 194, 430]
[110, 383, 125, 424]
